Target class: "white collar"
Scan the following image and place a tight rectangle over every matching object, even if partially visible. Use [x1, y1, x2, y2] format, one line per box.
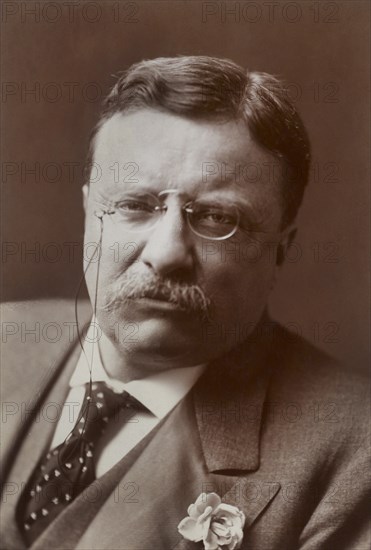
[70, 321, 206, 419]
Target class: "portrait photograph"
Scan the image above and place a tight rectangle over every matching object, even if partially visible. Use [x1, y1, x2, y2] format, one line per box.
[1, 1, 370, 549]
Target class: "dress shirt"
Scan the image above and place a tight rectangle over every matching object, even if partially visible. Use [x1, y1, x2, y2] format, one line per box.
[50, 322, 205, 477]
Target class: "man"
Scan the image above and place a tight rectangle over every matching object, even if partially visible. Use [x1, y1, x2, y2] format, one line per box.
[1, 56, 369, 550]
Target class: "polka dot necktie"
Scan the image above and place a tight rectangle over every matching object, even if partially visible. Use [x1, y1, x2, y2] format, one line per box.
[17, 381, 145, 546]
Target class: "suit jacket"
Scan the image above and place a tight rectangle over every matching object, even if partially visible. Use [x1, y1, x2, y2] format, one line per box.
[0, 299, 369, 550]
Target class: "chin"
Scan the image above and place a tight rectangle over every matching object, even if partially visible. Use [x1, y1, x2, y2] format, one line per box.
[134, 318, 202, 357]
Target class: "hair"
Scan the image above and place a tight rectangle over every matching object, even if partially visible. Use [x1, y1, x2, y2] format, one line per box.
[85, 56, 311, 228]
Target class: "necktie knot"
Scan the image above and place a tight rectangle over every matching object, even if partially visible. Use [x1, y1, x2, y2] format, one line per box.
[76, 381, 136, 441]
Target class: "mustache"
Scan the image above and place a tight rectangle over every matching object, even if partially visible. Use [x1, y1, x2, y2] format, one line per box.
[102, 267, 212, 321]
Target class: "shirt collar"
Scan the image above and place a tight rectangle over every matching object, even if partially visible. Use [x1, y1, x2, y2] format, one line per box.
[70, 321, 206, 419]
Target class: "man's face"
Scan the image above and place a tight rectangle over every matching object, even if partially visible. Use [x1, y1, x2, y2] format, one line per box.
[83, 109, 285, 374]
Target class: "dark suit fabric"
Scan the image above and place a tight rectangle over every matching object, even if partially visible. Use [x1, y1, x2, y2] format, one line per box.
[1, 300, 369, 550]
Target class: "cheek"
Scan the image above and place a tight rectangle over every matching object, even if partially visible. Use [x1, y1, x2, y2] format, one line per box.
[202, 251, 276, 321]
[83, 219, 119, 299]
[84, 213, 131, 267]
[84, 221, 147, 298]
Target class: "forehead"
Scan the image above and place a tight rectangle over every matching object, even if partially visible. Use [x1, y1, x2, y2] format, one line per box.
[92, 110, 282, 217]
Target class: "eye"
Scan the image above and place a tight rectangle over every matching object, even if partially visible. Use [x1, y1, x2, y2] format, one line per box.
[194, 207, 235, 226]
[116, 199, 155, 213]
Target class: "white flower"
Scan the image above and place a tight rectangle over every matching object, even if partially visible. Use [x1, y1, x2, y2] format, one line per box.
[178, 492, 245, 550]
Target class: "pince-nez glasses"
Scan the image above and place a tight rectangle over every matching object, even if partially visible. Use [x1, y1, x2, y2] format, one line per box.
[93, 189, 283, 241]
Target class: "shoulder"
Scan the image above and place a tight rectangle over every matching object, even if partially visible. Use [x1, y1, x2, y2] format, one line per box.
[265, 322, 369, 439]
[268, 322, 367, 399]
[1, 298, 91, 399]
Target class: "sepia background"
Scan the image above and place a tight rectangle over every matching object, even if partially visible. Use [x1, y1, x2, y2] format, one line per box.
[1, 0, 369, 369]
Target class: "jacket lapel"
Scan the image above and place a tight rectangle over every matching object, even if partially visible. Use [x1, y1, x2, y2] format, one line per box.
[193, 334, 272, 473]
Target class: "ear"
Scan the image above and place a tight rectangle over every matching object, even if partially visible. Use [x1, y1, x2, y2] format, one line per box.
[276, 225, 297, 266]
[82, 184, 89, 213]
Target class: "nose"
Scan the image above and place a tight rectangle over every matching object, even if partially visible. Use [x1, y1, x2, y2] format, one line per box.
[140, 203, 195, 277]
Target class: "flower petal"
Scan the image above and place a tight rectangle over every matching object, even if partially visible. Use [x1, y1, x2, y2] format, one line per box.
[228, 527, 245, 549]
[187, 503, 198, 518]
[194, 493, 209, 515]
[195, 492, 221, 515]
[218, 536, 233, 547]
[211, 521, 230, 538]
[214, 504, 246, 528]
[177, 517, 203, 542]
[197, 505, 213, 525]
[195, 514, 211, 546]
[228, 531, 244, 550]
[204, 527, 220, 550]
[205, 492, 222, 510]
[214, 503, 241, 516]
